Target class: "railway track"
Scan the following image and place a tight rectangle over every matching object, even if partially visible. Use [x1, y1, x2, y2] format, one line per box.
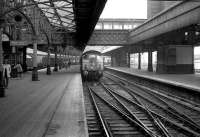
[101, 72, 200, 136]
[103, 71, 200, 113]
[83, 84, 106, 137]
[105, 71, 200, 107]
[84, 83, 157, 137]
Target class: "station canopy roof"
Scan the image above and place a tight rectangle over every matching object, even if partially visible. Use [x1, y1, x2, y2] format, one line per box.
[33, 0, 75, 32]
[31, 0, 107, 50]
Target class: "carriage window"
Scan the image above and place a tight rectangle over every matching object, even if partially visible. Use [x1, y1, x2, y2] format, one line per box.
[89, 54, 96, 58]
[97, 56, 103, 62]
[82, 55, 88, 59]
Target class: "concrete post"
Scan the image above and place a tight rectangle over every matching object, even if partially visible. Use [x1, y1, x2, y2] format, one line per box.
[111, 56, 116, 67]
[67, 53, 69, 67]
[148, 50, 153, 72]
[127, 52, 130, 67]
[59, 51, 62, 69]
[54, 46, 58, 71]
[46, 34, 51, 75]
[156, 46, 165, 73]
[62, 51, 64, 67]
[157, 45, 194, 74]
[111, 22, 114, 29]
[32, 40, 39, 81]
[138, 52, 141, 70]
[46, 46, 51, 75]
[64, 52, 66, 66]
[22, 46, 27, 72]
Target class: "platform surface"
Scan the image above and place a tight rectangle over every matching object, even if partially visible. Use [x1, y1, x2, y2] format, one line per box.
[0, 65, 88, 137]
[106, 67, 200, 92]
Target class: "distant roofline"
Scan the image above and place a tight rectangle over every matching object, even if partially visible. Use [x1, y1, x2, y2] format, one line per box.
[130, 1, 182, 33]
[98, 18, 147, 23]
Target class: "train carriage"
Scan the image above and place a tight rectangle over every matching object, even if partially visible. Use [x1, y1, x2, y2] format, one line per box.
[80, 50, 103, 81]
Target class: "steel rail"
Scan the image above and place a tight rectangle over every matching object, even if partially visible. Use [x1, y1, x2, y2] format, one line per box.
[102, 78, 200, 137]
[104, 73, 200, 133]
[100, 82, 163, 137]
[100, 82, 161, 133]
[104, 71, 200, 113]
[104, 74, 200, 136]
[89, 86, 156, 137]
[125, 85, 200, 135]
[128, 92, 171, 137]
[87, 84, 113, 137]
[145, 89, 200, 132]
[101, 82, 172, 137]
[105, 71, 200, 111]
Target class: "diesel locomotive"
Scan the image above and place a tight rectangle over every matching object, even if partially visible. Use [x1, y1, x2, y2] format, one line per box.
[80, 50, 103, 81]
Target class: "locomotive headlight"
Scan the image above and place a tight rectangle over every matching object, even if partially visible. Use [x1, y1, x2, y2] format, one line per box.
[98, 70, 102, 74]
[90, 66, 94, 70]
[83, 64, 88, 70]
[84, 70, 88, 76]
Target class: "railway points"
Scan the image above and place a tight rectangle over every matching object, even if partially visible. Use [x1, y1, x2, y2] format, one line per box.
[82, 76, 200, 136]
[105, 67, 200, 105]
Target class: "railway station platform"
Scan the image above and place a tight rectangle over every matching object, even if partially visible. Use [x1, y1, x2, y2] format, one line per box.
[105, 67, 200, 93]
[0, 65, 88, 137]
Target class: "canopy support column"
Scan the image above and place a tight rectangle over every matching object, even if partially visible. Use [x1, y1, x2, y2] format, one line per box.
[54, 46, 58, 72]
[32, 40, 39, 81]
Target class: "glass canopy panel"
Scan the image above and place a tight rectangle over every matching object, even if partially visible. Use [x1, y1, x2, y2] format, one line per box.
[38, 3, 49, 9]
[54, 1, 67, 7]
[45, 12, 54, 18]
[33, 0, 75, 32]
[46, 8, 54, 14]
[61, 18, 72, 24]
[57, 9, 66, 15]
[51, 17, 58, 21]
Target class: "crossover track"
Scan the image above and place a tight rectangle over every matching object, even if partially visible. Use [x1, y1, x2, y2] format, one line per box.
[84, 83, 157, 137]
[101, 72, 200, 137]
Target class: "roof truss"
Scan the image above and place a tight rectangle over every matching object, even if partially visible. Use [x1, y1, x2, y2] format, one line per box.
[33, 0, 75, 32]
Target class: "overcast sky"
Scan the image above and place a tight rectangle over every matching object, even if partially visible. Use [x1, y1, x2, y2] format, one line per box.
[100, 0, 147, 19]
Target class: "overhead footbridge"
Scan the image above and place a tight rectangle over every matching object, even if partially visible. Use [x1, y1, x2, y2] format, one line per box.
[87, 18, 146, 46]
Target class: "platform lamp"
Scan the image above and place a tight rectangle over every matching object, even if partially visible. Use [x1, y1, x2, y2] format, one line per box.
[53, 45, 58, 72]
[46, 33, 51, 75]
[46, 47, 51, 75]
[61, 44, 66, 69]
[194, 24, 200, 43]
